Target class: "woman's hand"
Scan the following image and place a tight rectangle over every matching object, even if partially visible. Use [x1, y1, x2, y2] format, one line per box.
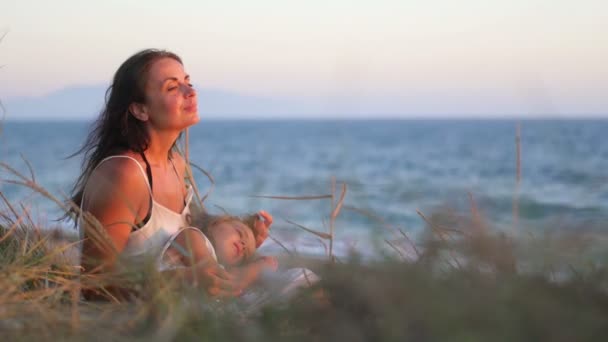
[225, 255, 279, 293]
[253, 210, 273, 248]
[194, 262, 242, 297]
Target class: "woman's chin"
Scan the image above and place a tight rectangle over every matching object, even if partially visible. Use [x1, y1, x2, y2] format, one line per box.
[177, 114, 200, 130]
[186, 113, 201, 126]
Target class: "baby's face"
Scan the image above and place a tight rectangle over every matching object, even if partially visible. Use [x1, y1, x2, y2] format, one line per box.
[207, 220, 256, 266]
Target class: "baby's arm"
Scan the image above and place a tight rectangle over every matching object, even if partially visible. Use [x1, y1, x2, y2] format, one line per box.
[227, 256, 278, 291]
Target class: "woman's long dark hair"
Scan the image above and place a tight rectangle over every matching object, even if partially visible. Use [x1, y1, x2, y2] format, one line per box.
[67, 49, 182, 220]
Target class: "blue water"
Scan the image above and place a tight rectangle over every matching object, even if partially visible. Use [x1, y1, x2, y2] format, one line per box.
[1, 120, 607, 256]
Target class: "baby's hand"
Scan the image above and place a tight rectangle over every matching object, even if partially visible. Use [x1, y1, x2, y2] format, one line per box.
[258, 256, 278, 272]
[253, 210, 273, 247]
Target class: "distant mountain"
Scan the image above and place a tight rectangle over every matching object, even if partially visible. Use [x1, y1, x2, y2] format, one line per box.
[3, 85, 107, 120]
[2, 84, 606, 120]
[2, 85, 332, 121]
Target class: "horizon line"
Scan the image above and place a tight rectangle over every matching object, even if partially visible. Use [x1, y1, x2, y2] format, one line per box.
[3, 115, 608, 123]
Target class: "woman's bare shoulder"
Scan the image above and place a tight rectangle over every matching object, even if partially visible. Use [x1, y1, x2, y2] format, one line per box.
[85, 154, 149, 198]
[81, 154, 150, 245]
[93, 154, 144, 178]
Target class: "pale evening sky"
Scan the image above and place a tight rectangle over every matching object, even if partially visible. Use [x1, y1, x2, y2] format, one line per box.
[0, 0, 606, 118]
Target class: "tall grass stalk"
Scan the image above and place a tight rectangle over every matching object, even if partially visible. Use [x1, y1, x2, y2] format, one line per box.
[513, 122, 522, 234]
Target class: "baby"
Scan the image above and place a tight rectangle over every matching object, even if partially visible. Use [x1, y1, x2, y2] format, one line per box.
[160, 213, 278, 290]
[191, 214, 322, 311]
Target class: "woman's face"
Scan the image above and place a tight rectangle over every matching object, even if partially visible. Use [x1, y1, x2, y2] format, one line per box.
[140, 57, 199, 131]
[208, 220, 256, 266]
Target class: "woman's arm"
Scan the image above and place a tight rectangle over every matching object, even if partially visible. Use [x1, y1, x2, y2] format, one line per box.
[80, 158, 149, 273]
[163, 227, 244, 297]
[162, 262, 241, 297]
[167, 255, 276, 297]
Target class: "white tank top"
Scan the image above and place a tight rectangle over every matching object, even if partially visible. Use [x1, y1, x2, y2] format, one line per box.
[78, 155, 194, 266]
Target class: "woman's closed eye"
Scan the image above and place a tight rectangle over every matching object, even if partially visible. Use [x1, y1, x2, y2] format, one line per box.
[168, 83, 193, 92]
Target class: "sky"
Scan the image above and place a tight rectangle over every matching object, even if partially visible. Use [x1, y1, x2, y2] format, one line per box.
[1, 0, 607, 118]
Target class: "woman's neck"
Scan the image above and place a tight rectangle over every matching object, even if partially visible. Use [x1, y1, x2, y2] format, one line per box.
[142, 130, 180, 167]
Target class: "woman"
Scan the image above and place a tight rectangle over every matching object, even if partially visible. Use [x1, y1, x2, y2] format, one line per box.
[70, 49, 272, 300]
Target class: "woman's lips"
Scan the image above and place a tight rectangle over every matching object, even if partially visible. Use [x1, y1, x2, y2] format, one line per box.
[183, 103, 198, 113]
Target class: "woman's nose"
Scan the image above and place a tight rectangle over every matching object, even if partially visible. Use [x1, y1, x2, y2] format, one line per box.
[183, 84, 196, 97]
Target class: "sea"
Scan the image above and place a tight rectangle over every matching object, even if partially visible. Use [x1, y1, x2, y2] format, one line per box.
[1, 119, 607, 258]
